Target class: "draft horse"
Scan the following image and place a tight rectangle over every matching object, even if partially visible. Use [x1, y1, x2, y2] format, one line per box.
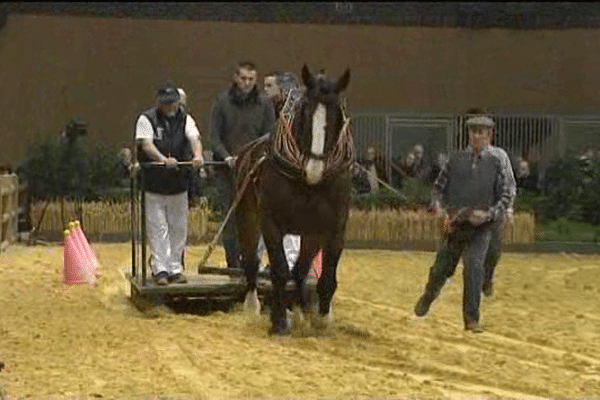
[235, 65, 353, 335]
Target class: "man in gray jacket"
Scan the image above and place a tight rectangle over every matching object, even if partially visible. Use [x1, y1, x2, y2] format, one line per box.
[432, 109, 517, 298]
[209, 61, 276, 269]
[414, 115, 513, 333]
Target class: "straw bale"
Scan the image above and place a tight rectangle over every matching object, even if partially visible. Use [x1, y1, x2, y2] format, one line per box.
[30, 201, 535, 244]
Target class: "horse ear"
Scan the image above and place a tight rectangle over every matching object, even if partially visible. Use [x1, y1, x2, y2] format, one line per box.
[336, 68, 351, 93]
[301, 64, 313, 88]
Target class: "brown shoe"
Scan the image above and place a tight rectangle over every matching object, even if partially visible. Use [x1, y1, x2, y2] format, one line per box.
[465, 321, 483, 333]
[168, 273, 187, 284]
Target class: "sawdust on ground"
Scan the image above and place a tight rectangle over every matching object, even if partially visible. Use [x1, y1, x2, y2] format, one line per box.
[1, 243, 600, 399]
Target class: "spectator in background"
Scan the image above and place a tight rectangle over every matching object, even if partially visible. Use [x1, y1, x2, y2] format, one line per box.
[515, 156, 530, 188]
[365, 146, 380, 194]
[117, 147, 132, 182]
[406, 144, 436, 183]
[178, 87, 205, 206]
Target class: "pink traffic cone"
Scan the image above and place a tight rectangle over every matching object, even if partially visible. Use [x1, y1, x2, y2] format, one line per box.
[71, 221, 101, 277]
[310, 250, 323, 279]
[63, 230, 93, 285]
[67, 222, 96, 285]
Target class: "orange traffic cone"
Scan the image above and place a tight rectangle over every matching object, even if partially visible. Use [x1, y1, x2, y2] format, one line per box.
[63, 230, 94, 285]
[71, 221, 101, 277]
[310, 250, 322, 279]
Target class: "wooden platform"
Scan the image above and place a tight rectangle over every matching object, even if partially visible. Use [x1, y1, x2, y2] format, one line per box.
[127, 270, 318, 306]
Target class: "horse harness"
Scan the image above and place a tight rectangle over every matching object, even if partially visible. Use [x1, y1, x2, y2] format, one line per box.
[231, 93, 354, 217]
[272, 95, 354, 183]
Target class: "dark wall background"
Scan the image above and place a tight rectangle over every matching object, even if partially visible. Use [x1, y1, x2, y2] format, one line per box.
[9, 2, 600, 29]
[2, 8, 600, 165]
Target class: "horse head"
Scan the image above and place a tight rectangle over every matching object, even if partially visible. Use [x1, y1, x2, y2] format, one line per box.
[297, 65, 350, 185]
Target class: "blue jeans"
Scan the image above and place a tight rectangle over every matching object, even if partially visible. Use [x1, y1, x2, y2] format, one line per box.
[212, 166, 240, 268]
[423, 224, 492, 324]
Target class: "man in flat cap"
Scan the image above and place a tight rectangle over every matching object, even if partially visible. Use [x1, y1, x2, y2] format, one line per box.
[413, 111, 514, 333]
[135, 80, 204, 285]
[437, 109, 517, 299]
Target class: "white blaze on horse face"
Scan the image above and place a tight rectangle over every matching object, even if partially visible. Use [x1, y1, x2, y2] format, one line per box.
[305, 103, 326, 185]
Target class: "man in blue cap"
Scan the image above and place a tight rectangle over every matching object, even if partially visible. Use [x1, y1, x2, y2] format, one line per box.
[135, 80, 204, 285]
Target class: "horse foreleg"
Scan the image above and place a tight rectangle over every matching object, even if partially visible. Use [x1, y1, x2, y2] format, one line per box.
[317, 233, 344, 317]
[262, 219, 290, 335]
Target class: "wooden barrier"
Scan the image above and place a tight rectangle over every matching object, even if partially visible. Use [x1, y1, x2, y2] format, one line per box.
[30, 200, 212, 241]
[344, 209, 535, 245]
[0, 173, 19, 252]
[29, 200, 536, 246]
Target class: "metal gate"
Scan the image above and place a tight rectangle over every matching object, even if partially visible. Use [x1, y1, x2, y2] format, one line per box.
[353, 110, 455, 183]
[560, 116, 600, 156]
[386, 114, 455, 181]
[352, 109, 600, 185]
[452, 114, 562, 165]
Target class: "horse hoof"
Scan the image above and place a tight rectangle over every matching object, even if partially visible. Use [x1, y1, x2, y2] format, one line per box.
[243, 289, 261, 315]
[285, 306, 306, 330]
[312, 311, 334, 331]
[269, 321, 291, 337]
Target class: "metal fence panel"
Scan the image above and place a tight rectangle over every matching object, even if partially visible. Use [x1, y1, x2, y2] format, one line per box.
[561, 116, 600, 156]
[352, 113, 387, 160]
[352, 108, 600, 184]
[453, 114, 561, 166]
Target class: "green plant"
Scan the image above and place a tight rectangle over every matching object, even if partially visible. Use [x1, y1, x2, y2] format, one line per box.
[535, 151, 600, 225]
[18, 134, 124, 201]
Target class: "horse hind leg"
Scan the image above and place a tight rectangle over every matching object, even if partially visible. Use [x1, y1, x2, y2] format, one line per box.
[237, 196, 262, 315]
[241, 247, 261, 315]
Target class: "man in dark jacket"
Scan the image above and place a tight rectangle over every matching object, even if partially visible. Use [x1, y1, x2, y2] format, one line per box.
[413, 115, 513, 333]
[135, 81, 204, 285]
[209, 61, 276, 269]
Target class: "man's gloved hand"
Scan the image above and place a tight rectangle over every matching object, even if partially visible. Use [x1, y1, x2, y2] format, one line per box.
[225, 156, 237, 169]
[164, 157, 178, 169]
[469, 209, 492, 226]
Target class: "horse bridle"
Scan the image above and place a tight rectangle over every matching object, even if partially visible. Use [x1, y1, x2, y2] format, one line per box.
[307, 152, 328, 161]
[272, 96, 353, 182]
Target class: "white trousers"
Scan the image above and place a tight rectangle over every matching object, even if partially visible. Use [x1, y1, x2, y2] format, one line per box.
[145, 192, 188, 276]
[257, 234, 301, 271]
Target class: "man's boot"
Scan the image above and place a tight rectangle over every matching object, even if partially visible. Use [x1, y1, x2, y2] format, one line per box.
[414, 292, 436, 317]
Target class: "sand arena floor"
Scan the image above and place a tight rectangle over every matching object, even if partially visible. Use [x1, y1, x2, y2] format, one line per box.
[0, 243, 600, 399]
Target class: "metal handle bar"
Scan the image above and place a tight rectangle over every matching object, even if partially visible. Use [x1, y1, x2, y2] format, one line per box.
[140, 161, 227, 167]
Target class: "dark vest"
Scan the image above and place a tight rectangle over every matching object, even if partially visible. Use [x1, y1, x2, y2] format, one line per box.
[446, 150, 500, 211]
[137, 107, 192, 194]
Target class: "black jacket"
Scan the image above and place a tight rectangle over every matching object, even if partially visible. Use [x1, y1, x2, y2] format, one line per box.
[136, 107, 193, 194]
[209, 85, 275, 161]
